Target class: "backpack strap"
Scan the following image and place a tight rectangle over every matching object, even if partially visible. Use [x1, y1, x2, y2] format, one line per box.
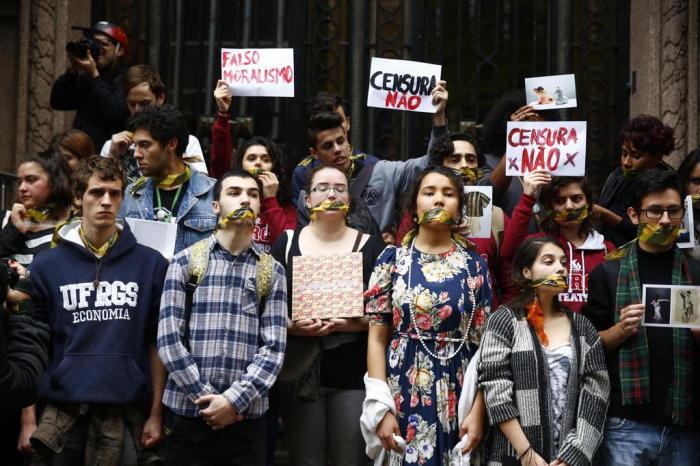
[183, 238, 210, 352]
[256, 252, 274, 308]
[349, 161, 375, 199]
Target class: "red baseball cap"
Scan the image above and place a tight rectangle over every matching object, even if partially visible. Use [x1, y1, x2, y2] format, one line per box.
[72, 21, 129, 54]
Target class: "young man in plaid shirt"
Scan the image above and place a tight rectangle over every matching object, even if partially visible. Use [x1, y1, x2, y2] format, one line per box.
[584, 169, 700, 465]
[157, 169, 287, 465]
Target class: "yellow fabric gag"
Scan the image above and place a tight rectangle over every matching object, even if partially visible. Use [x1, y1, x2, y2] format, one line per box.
[529, 274, 568, 291]
[637, 223, 680, 247]
[309, 199, 350, 221]
[218, 207, 257, 229]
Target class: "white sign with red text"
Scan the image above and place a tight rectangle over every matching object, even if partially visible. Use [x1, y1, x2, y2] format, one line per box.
[221, 48, 294, 97]
[367, 57, 441, 113]
[505, 121, 587, 176]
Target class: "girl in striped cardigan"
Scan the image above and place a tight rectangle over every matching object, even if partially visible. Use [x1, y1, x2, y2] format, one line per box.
[478, 236, 609, 466]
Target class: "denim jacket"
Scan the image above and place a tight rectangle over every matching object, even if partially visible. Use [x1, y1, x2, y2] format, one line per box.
[120, 170, 217, 253]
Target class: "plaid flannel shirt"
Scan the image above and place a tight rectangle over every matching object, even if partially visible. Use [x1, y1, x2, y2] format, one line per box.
[158, 235, 287, 418]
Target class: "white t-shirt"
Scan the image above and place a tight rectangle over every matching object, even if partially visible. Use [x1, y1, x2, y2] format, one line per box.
[100, 134, 208, 174]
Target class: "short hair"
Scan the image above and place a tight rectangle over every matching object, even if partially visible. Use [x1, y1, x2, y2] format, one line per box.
[538, 177, 595, 237]
[72, 156, 125, 200]
[629, 168, 682, 211]
[308, 91, 347, 118]
[304, 164, 350, 195]
[127, 104, 188, 157]
[50, 129, 95, 162]
[123, 64, 166, 98]
[307, 111, 345, 148]
[213, 169, 261, 202]
[678, 148, 700, 195]
[620, 115, 675, 157]
[403, 166, 466, 226]
[18, 151, 73, 208]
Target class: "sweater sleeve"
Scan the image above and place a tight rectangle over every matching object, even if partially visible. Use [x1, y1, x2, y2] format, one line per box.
[478, 308, 521, 425]
[50, 72, 81, 110]
[0, 222, 27, 258]
[260, 197, 297, 246]
[556, 318, 610, 466]
[87, 75, 129, 125]
[500, 192, 536, 261]
[210, 112, 233, 179]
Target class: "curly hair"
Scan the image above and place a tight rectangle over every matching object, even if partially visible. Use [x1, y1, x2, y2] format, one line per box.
[127, 104, 188, 157]
[538, 177, 595, 237]
[18, 150, 73, 208]
[235, 136, 292, 206]
[620, 115, 675, 156]
[72, 156, 125, 200]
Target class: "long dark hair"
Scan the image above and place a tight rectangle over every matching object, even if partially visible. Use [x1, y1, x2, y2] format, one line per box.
[234, 136, 292, 206]
[678, 148, 700, 196]
[538, 177, 595, 238]
[506, 236, 566, 314]
[18, 150, 73, 208]
[403, 166, 466, 230]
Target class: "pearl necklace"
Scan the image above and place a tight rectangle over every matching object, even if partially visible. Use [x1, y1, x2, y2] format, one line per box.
[406, 239, 477, 361]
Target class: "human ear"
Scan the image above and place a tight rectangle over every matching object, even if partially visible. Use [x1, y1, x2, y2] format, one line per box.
[627, 206, 639, 225]
[523, 267, 532, 280]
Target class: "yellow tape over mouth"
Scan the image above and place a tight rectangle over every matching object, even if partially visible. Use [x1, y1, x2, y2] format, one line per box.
[417, 208, 456, 226]
[246, 168, 264, 177]
[452, 167, 481, 184]
[218, 207, 256, 228]
[637, 223, 680, 247]
[309, 199, 350, 220]
[552, 205, 589, 224]
[530, 274, 568, 291]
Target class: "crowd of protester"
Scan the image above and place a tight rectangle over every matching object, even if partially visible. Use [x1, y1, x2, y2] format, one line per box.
[0, 20, 698, 466]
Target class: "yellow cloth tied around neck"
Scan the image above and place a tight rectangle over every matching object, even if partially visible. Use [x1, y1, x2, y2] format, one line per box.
[529, 274, 568, 291]
[218, 207, 257, 228]
[182, 154, 205, 164]
[246, 168, 264, 177]
[691, 194, 700, 207]
[79, 225, 120, 257]
[25, 204, 57, 223]
[309, 199, 350, 221]
[551, 205, 589, 224]
[453, 167, 482, 185]
[637, 223, 680, 247]
[132, 165, 193, 192]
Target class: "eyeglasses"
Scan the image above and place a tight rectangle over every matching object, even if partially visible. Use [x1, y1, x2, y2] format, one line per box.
[638, 206, 685, 219]
[310, 183, 348, 194]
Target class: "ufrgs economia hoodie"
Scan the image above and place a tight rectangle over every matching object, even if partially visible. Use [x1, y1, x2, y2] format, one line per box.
[29, 220, 168, 404]
[501, 193, 615, 312]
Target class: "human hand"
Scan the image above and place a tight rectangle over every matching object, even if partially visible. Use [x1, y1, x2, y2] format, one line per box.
[8, 259, 27, 279]
[196, 394, 243, 430]
[458, 409, 485, 453]
[290, 319, 335, 337]
[258, 171, 279, 199]
[431, 80, 448, 116]
[10, 203, 28, 234]
[549, 460, 570, 466]
[619, 304, 644, 336]
[382, 231, 395, 245]
[522, 170, 552, 197]
[510, 105, 539, 122]
[71, 49, 99, 78]
[376, 411, 402, 452]
[17, 421, 36, 454]
[329, 317, 366, 332]
[214, 80, 233, 113]
[519, 448, 548, 466]
[109, 131, 134, 159]
[140, 413, 163, 448]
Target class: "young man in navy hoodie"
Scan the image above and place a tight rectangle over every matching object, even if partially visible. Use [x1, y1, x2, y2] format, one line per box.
[24, 156, 169, 464]
[158, 169, 287, 466]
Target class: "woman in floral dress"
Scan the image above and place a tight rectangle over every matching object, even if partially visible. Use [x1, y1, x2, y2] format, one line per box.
[366, 166, 493, 465]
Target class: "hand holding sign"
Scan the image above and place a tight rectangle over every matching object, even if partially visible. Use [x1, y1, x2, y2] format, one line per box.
[213, 80, 232, 113]
[367, 57, 442, 113]
[221, 48, 294, 97]
[505, 121, 587, 176]
[522, 170, 552, 197]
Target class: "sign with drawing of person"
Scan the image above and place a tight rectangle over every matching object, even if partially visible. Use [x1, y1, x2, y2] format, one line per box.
[525, 74, 577, 110]
[643, 284, 700, 328]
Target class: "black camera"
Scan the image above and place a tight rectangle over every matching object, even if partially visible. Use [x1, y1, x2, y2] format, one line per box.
[0, 261, 19, 305]
[66, 37, 102, 60]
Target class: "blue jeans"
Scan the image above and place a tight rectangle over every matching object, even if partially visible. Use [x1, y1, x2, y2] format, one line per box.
[597, 416, 700, 466]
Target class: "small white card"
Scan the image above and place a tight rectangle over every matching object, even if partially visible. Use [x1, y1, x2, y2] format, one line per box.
[524, 74, 577, 110]
[221, 48, 294, 97]
[462, 186, 493, 239]
[125, 217, 178, 259]
[367, 57, 441, 113]
[642, 284, 700, 328]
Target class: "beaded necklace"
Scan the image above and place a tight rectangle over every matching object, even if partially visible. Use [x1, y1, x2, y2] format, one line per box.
[406, 239, 477, 361]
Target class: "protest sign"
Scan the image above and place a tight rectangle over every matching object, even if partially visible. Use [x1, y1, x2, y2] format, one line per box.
[221, 48, 294, 97]
[125, 218, 177, 259]
[291, 253, 364, 321]
[678, 195, 696, 249]
[525, 74, 577, 110]
[505, 121, 586, 176]
[643, 284, 700, 328]
[367, 57, 441, 113]
[463, 186, 493, 239]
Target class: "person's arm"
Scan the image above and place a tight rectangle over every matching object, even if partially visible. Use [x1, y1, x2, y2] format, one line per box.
[218, 263, 288, 414]
[156, 258, 218, 402]
[500, 194, 536, 261]
[211, 80, 234, 179]
[50, 71, 81, 110]
[260, 200, 297, 247]
[554, 319, 610, 466]
[141, 344, 166, 448]
[86, 73, 129, 125]
[426, 80, 449, 157]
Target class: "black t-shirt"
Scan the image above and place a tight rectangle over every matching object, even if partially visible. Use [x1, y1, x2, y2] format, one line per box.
[584, 245, 700, 427]
[270, 228, 386, 389]
[153, 181, 188, 222]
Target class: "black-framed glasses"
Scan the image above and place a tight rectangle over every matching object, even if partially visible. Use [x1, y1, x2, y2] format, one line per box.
[639, 206, 685, 219]
[310, 183, 348, 194]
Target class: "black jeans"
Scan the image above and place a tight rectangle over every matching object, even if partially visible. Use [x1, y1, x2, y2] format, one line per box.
[162, 409, 266, 466]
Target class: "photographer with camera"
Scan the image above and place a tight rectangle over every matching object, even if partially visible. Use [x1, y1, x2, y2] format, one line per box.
[50, 21, 130, 147]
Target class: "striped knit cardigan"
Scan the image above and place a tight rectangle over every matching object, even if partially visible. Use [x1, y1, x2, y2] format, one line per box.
[478, 305, 610, 466]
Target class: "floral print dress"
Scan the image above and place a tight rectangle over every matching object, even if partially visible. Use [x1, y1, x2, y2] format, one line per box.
[365, 243, 493, 466]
